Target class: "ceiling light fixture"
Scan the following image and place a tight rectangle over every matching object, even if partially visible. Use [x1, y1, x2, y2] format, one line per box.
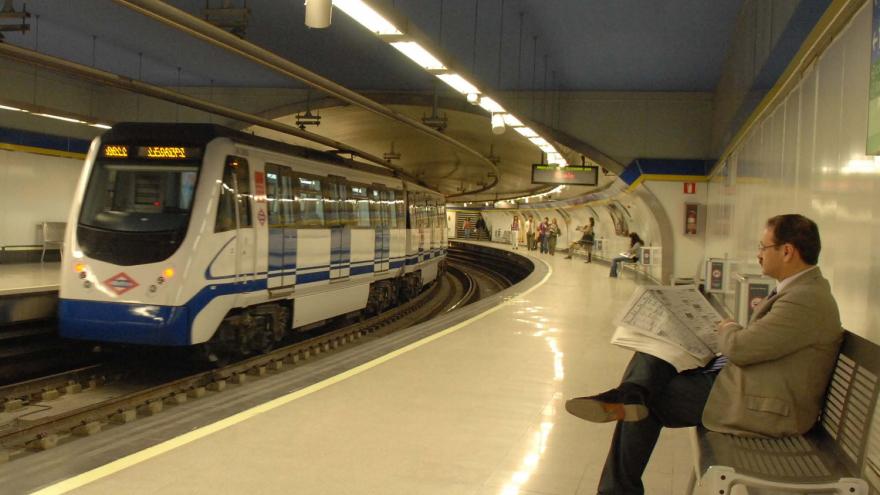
[390, 41, 446, 71]
[333, 0, 402, 35]
[514, 127, 539, 138]
[436, 73, 480, 95]
[477, 96, 505, 114]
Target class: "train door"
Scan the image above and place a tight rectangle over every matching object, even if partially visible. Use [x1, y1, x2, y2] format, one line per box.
[371, 186, 390, 272]
[325, 176, 351, 281]
[265, 164, 297, 291]
[216, 156, 255, 291]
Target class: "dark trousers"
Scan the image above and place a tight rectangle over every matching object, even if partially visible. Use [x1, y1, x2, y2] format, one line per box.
[598, 353, 717, 494]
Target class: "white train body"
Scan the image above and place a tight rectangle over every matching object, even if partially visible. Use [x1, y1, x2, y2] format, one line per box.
[59, 124, 446, 349]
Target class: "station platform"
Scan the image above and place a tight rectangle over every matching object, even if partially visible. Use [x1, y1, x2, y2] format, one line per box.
[13, 243, 691, 494]
[0, 262, 60, 297]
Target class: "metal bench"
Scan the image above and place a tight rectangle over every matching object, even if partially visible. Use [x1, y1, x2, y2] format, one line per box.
[39, 222, 66, 262]
[688, 331, 880, 494]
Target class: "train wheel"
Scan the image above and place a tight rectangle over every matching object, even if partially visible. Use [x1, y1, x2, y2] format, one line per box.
[251, 315, 276, 355]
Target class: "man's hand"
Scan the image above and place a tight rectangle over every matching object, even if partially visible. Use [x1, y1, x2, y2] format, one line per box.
[716, 318, 738, 332]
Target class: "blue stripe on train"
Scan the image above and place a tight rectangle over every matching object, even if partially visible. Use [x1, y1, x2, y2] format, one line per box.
[61, 246, 445, 346]
[59, 278, 268, 346]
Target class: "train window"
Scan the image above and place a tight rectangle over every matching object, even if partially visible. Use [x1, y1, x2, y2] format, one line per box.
[387, 190, 400, 228]
[215, 156, 252, 232]
[350, 184, 371, 228]
[265, 164, 295, 226]
[322, 178, 350, 227]
[293, 175, 324, 228]
[80, 160, 199, 233]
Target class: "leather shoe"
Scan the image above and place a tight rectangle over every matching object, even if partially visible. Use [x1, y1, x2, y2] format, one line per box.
[565, 385, 649, 423]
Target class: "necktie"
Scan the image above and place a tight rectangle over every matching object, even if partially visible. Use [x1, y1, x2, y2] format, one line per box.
[704, 355, 728, 373]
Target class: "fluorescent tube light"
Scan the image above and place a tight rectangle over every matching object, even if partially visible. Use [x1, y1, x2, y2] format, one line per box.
[502, 114, 523, 127]
[477, 96, 505, 114]
[538, 144, 556, 153]
[529, 137, 550, 147]
[36, 113, 85, 124]
[334, 0, 402, 35]
[90, 123, 112, 129]
[390, 41, 446, 71]
[0, 104, 27, 112]
[436, 73, 479, 94]
[514, 126, 538, 138]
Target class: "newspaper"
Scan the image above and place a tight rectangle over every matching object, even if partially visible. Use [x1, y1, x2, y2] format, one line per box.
[611, 285, 723, 372]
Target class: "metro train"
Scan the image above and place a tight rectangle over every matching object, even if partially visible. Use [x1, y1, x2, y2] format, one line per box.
[59, 123, 447, 360]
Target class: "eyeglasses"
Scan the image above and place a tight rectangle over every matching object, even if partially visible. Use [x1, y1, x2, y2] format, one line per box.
[757, 242, 781, 252]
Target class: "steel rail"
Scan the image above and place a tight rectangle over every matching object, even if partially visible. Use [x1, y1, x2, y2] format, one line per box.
[112, 0, 500, 196]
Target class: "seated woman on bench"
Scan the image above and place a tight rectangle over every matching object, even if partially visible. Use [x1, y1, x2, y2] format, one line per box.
[609, 232, 643, 277]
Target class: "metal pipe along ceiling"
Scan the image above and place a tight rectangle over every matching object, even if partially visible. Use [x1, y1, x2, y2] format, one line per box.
[0, 43, 431, 187]
[112, 0, 500, 197]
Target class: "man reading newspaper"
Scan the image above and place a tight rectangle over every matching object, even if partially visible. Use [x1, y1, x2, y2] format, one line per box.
[565, 214, 843, 494]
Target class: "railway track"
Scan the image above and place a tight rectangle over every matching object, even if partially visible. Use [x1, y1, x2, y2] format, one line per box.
[0, 246, 523, 464]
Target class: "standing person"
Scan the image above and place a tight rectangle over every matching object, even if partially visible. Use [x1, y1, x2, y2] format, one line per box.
[538, 217, 550, 254]
[609, 232, 643, 277]
[548, 218, 560, 255]
[510, 215, 521, 250]
[462, 218, 472, 239]
[564, 217, 596, 261]
[565, 214, 842, 494]
[475, 216, 487, 240]
[525, 215, 535, 251]
[583, 217, 596, 263]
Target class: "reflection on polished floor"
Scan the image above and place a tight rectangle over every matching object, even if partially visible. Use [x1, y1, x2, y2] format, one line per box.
[40, 243, 691, 495]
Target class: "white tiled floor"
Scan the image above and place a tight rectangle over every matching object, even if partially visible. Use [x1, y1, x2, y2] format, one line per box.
[0, 262, 60, 296]
[53, 244, 692, 495]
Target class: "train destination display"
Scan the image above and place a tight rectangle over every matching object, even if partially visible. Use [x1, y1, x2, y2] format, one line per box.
[531, 164, 598, 186]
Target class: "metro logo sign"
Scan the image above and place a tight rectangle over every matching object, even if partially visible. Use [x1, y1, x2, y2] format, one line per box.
[104, 272, 139, 295]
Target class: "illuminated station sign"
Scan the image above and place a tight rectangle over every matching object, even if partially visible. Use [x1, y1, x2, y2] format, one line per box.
[531, 164, 599, 186]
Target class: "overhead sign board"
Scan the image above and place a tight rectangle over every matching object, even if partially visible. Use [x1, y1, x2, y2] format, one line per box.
[531, 164, 598, 186]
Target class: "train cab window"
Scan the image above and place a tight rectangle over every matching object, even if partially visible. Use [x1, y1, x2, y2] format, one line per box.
[293, 175, 324, 228]
[350, 185, 371, 228]
[215, 156, 252, 232]
[79, 157, 199, 233]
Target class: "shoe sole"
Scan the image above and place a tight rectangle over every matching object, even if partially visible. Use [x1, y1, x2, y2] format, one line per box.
[565, 398, 649, 423]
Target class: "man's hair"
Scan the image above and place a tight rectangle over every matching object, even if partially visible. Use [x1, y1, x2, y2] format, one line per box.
[766, 214, 821, 265]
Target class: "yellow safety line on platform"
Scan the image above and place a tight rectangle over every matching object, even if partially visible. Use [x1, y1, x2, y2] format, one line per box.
[32, 255, 553, 495]
[0, 143, 86, 160]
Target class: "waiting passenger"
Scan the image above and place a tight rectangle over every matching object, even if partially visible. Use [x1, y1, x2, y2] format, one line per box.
[510, 214, 521, 250]
[538, 217, 550, 254]
[609, 232, 643, 277]
[566, 214, 843, 494]
[547, 218, 560, 255]
[525, 215, 536, 251]
[565, 217, 595, 262]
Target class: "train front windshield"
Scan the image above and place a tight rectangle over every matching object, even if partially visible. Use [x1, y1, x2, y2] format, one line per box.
[80, 162, 199, 232]
[76, 144, 203, 265]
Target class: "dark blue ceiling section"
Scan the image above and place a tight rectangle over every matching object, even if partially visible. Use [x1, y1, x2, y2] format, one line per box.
[394, 0, 744, 92]
[2, 0, 746, 94]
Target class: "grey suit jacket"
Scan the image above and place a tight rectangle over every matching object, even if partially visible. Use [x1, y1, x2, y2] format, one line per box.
[702, 267, 843, 437]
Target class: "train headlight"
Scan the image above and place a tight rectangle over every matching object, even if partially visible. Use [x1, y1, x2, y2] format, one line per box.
[75, 262, 86, 273]
[163, 268, 175, 279]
